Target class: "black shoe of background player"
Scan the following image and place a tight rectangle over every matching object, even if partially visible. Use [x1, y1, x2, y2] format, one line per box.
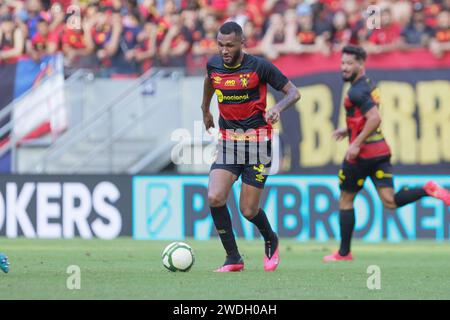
[214, 254, 244, 272]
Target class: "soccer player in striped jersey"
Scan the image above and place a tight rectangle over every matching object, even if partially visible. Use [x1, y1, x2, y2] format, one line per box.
[323, 45, 450, 262]
[201, 22, 301, 272]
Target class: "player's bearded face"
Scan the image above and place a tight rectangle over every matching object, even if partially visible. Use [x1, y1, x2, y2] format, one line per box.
[342, 69, 358, 82]
[341, 54, 360, 82]
[227, 48, 241, 66]
[217, 32, 242, 66]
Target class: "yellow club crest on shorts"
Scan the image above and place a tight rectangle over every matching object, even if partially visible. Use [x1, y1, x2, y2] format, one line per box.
[255, 174, 265, 182]
[253, 164, 265, 173]
[338, 169, 346, 183]
[254, 164, 265, 182]
[375, 170, 393, 179]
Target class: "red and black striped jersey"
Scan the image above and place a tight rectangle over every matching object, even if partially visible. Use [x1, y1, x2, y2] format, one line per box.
[344, 75, 391, 161]
[207, 53, 289, 141]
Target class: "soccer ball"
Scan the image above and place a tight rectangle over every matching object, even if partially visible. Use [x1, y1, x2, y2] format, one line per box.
[162, 242, 195, 272]
[0, 253, 9, 274]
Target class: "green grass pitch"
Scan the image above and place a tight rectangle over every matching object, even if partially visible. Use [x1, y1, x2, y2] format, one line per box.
[1, 238, 449, 300]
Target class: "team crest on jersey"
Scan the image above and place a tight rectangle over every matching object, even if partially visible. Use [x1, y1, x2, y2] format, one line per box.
[239, 74, 250, 88]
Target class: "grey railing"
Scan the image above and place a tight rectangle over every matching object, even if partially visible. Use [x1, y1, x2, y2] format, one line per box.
[0, 69, 88, 172]
[25, 68, 183, 174]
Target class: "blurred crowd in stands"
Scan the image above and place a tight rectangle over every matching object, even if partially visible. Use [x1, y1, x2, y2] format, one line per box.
[0, 0, 449, 76]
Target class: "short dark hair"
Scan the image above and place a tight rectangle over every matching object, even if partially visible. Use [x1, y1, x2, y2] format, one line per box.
[342, 45, 367, 61]
[219, 21, 243, 38]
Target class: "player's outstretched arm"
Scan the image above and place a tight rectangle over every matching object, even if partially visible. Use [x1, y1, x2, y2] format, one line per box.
[201, 76, 215, 131]
[265, 81, 301, 124]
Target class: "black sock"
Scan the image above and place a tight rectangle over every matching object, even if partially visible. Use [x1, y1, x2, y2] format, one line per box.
[339, 209, 355, 256]
[247, 209, 275, 242]
[210, 205, 240, 258]
[394, 187, 427, 208]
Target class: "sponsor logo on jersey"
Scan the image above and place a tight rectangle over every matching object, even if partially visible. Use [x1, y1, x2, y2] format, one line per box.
[215, 89, 249, 103]
[224, 79, 236, 86]
[213, 76, 222, 85]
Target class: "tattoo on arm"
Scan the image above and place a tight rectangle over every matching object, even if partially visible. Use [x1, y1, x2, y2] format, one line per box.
[274, 81, 301, 112]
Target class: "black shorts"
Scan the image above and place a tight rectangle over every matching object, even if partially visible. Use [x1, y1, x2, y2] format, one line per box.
[210, 139, 272, 189]
[339, 156, 394, 192]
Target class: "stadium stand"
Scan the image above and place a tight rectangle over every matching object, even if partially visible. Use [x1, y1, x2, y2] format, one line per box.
[0, 0, 449, 77]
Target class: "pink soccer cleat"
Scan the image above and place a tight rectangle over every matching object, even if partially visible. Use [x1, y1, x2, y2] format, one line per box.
[264, 233, 279, 272]
[424, 181, 450, 206]
[323, 251, 353, 262]
[264, 247, 279, 272]
[214, 264, 245, 273]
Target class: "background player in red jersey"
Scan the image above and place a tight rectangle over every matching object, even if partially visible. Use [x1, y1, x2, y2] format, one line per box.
[201, 21, 300, 272]
[324, 45, 450, 262]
